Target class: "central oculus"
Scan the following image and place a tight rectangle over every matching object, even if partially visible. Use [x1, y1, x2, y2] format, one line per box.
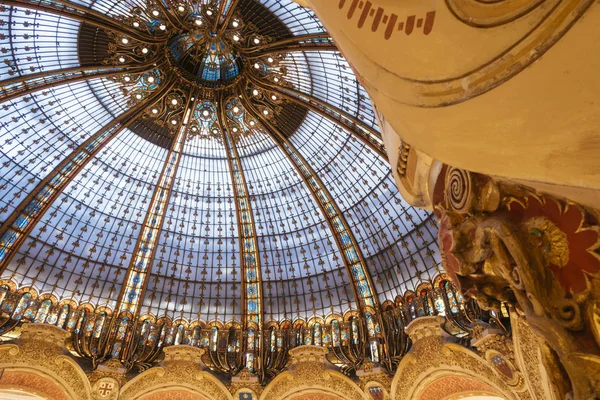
[169, 32, 242, 86]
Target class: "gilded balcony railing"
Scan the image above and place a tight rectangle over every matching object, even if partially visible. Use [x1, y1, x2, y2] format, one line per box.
[0, 275, 510, 381]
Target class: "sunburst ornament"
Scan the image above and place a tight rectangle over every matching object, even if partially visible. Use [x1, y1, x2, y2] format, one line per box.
[106, 1, 292, 139]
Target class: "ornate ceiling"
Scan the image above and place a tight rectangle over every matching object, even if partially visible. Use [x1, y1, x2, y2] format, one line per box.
[0, 0, 440, 328]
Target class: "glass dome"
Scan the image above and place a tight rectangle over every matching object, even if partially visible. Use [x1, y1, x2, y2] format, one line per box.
[0, 0, 441, 331]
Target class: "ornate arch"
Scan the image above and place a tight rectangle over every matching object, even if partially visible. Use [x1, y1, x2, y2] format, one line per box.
[118, 346, 232, 400]
[284, 391, 347, 400]
[120, 371, 231, 400]
[260, 346, 367, 400]
[405, 370, 510, 400]
[261, 376, 365, 400]
[136, 388, 210, 400]
[391, 317, 522, 400]
[392, 348, 519, 400]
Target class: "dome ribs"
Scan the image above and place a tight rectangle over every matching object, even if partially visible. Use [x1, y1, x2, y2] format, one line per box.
[0, 78, 176, 278]
[240, 33, 337, 59]
[240, 91, 382, 336]
[116, 89, 199, 319]
[0, 61, 155, 104]
[216, 0, 239, 37]
[0, 0, 445, 380]
[2, 0, 164, 44]
[248, 72, 388, 160]
[216, 92, 264, 337]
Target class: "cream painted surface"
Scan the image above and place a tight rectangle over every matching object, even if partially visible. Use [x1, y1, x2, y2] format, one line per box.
[0, 390, 43, 400]
[304, 0, 549, 81]
[302, 0, 600, 191]
[379, 113, 439, 209]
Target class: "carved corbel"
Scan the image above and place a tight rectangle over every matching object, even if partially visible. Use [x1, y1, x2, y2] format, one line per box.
[230, 368, 263, 398]
[434, 166, 600, 399]
[356, 359, 392, 394]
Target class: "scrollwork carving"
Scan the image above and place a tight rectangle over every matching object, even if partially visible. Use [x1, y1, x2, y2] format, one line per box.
[393, 317, 521, 400]
[445, 167, 473, 213]
[0, 324, 92, 399]
[435, 167, 600, 398]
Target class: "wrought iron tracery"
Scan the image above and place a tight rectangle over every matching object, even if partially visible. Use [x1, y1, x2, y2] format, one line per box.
[0, 77, 175, 271]
[0, 274, 510, 380]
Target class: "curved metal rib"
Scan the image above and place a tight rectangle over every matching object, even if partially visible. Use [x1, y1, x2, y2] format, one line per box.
[216, 0, 239, 36]
[2, 0, 164, 44]
[248, 73, 387, 160]
[239, 90, 380, 323]
[81, 88, 198, 370]
[244, 46, 340, 59]
[216, 92, 264, 333]
[0, 62, 153, 103]
[0, 78, 176, 273]
[114, 89, 198, 318]
[240, 34, 336, 56]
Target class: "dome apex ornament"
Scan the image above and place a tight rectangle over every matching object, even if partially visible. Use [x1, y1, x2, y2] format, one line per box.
[106, 0, 295, 140]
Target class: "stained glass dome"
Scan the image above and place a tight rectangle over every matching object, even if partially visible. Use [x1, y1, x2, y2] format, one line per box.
[0, 0, 441, 335]
[169, 34, 241, 84]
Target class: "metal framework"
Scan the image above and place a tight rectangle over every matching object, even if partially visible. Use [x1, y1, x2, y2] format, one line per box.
[240, 33, 338, 58]
[216, 93, 264, 332]
[0, 78, 175, 272]
[115, 89, 198, 318]
[248, 73, 387, 160]
[0, 63, 155, 103]
[239, 88, 381, 325]
[215, 92, 264, 373]
[0, 1, 444, 379]
[1, 0, 164, 43]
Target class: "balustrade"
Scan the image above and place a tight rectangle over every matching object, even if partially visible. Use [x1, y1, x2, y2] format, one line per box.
[0, 275, 509, 381]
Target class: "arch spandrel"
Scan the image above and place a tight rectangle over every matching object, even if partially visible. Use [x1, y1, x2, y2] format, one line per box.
[260, 345, 368, 400]
[0, 324, 92, 400]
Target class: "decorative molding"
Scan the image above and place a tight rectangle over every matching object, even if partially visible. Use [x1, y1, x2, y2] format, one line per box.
[329, 0, 594, 107]
[260, 345, 367, 400]
[0, 323, 92, 400]
[434, 166, 600, 398]
[392, 317, 521, 400]
[119, 345, 232, 400]
[511, 314, 559, 400]
[0, 320, 557, 400]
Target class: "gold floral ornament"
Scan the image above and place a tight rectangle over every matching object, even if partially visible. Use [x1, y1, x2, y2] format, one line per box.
[434, 167, 600, 398]
[508, 197, 600, 294]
